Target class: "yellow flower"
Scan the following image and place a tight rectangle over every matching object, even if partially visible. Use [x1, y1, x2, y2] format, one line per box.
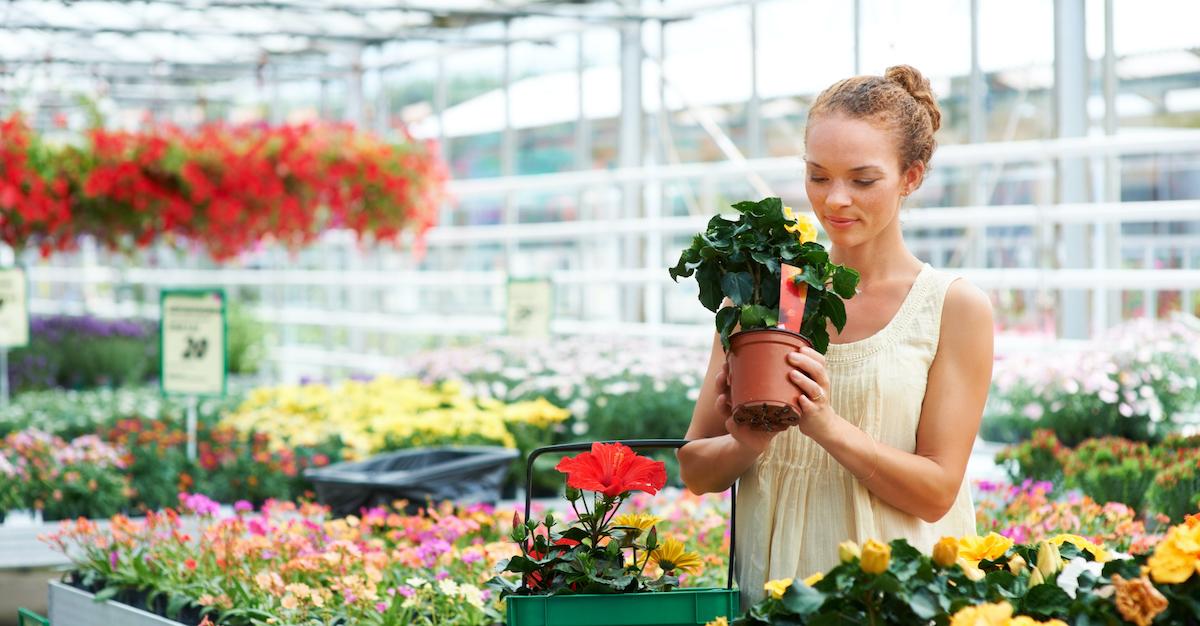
[1047, 533, 1110, 563]
[957, 556, 986, 582]
[948, 601, 1012, 626]
[1112, 574, 1169, 626]
[1147, 518, 1200, 584]
[958, 533, 1014, 566]
[860, 539, 891, 575]
[763, 578, 793, 599]
[838, 540, 861, 563]
[1035, 540, 1062, 578]
[1007, 554, 1028, 575]
[783, 206, 819, 243]
[1028, 567, 1045, 587]
[705, 618, 729, 626]
[613, 513, 662, 534]
[932, 536, 959, 567]
[802, 572, 824, 586]
[647, 538, 703, 575]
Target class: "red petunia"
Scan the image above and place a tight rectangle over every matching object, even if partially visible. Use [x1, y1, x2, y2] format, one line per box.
[554, 442, 667, 498]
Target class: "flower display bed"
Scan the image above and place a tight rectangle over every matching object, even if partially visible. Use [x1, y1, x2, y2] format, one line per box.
[48, 581, 184, 626]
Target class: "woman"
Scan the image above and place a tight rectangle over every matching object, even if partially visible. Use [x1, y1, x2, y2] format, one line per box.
[677, 65, 994, 603]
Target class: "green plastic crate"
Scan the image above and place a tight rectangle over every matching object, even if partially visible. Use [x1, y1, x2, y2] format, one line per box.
[18, 608, 50, 626]
[506, 587, 739, 626]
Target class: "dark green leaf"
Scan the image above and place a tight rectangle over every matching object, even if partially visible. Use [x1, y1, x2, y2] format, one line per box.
[740, 304, 774, 329]
[93, 587, 119, 603]
[909, 589, 939, 620]
[831, 266, 860, 299]
[807, 323, 830, 354]
[697, 263, 723, 312]
[797, 265, 825, 289]
[820, 294, 848, 332]
[780, 582, 825, 616]
[716, 306, 740, 351]
[1019, 584, 1072, 618]
[722, 271, 754, 305]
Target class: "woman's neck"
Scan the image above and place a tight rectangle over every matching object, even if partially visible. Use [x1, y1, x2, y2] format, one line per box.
[829, 223, 923, 289]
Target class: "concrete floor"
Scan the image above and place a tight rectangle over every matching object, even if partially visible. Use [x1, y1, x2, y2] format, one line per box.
[0, 568, 56, 626]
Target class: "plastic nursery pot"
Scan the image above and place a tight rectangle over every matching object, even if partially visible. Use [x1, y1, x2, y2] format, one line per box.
[727, 327, 812, 431]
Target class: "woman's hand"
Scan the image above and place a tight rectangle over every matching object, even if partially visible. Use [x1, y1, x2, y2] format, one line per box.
[716, 360, 784, 454]
[787, 346, 835, 434]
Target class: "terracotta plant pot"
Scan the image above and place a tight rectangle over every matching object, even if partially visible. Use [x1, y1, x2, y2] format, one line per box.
[727, 328, 812, 431]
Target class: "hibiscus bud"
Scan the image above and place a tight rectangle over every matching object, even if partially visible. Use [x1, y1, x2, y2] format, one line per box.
[544, 513, 556, 528]
[513, 511, 522, 529]
[1008, 554, 1028, 575]
[838, 540, 861, 563]
[860, 539, 890, 575]
[645, 526, 658, 551]
[1029, 567, 1045, 587]
[565, 486, 581, 502]
[932, 537, 958, 568]
[1036, 541, 1061, 578]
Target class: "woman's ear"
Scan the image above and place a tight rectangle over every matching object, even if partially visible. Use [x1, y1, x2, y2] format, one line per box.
[901, 161, 925, 196]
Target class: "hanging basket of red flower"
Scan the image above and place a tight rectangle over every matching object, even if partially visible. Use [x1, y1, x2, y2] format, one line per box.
[0, 114, 447, 261]
[491, 439, 740, 626]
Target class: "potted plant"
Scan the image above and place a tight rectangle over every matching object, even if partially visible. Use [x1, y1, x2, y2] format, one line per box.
[668, 197, 859, 431]
[492, 440, 739, 626]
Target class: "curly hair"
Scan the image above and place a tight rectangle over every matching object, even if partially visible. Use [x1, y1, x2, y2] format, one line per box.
[806, 64, 942, 184]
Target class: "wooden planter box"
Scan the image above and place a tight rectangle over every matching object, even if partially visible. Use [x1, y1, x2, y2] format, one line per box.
[47, 581, 185, 626]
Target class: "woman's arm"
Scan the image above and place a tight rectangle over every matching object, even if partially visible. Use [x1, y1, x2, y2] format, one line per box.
[788, 280, 994, 522]
[677, 332, 783, 494]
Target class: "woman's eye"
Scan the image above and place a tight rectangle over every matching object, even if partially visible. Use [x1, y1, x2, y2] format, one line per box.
[808, 176, 828, 183]
[854, 179, 877, 186]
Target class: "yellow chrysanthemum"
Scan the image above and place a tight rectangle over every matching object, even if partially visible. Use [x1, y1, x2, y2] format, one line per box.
[647, 538, 703, 575]
[704, 618, 729, 626]
[802, 572, 824, 586]
[1047, 534, 1110, 563]
[763, 577, 793, 599]
[782, 206, 818, 243]
[613, 513, 662, 533]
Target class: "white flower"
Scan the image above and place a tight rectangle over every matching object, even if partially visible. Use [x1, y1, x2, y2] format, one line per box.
[406, 577, 428, 588]
[438, 579, 459, 596]
[1057, 557, 1103, 599]
[458, 583, 486, 609]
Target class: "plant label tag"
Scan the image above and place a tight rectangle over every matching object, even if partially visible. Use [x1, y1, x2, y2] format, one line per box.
[778, 262, 807, 334]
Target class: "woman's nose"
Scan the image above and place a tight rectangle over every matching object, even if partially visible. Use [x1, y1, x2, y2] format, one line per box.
[826, 181, 852, 208]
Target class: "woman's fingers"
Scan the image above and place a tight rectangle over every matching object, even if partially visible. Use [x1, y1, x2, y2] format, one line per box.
[715, 392, 732, 418]
[788, 369, 824, 400]
[787, 350, 830, 389]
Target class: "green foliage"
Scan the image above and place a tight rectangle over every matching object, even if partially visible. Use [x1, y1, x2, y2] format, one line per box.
[225, 301, 266, 375]
[669, 197, 859, 352]
[998, 429, 1200, 522]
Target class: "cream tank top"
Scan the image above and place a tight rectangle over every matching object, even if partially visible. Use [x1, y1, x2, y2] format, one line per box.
[733, 263, 977, 605]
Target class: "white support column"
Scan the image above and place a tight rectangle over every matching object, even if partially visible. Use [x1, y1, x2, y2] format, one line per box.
[502, 21, 520, 274]
[619, 1, 644, 324]
[968, 0, 988, 270]
[746, 1, 763, 159]
[852, 0, 862, 75]
[1101, 0, 1123, 328]
[1054, 0, 1091, 339]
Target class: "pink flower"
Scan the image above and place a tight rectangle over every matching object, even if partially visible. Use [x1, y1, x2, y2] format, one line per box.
[234, 500, 253, 513]
[375, 602, 387, 613]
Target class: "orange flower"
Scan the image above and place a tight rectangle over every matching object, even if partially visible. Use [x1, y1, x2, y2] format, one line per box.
[1111, 574, 1169, 626]
[554, 442, 667, 498]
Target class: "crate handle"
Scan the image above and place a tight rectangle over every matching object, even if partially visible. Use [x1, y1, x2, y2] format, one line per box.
[523, 438, 736, 591]
[18, 608, 50, 626]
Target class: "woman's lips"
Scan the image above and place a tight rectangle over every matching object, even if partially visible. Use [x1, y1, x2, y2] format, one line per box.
[825, 216, 858, 229]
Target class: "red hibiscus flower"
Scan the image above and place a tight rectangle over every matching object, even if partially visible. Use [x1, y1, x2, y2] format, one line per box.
[554, 442, 667, 498]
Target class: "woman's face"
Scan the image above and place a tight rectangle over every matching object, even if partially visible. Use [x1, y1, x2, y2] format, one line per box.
[804, 113, 921, 248]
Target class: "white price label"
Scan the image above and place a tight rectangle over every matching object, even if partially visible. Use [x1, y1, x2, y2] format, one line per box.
[506, 279, 553, 339]
[0, 268, 29, 348]
[161, 291, 226, 396]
